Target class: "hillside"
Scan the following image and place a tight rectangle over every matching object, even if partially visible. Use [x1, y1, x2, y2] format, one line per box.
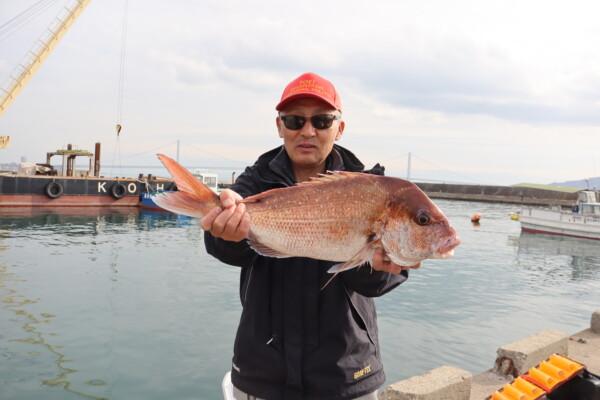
[550, 177, 600, 190]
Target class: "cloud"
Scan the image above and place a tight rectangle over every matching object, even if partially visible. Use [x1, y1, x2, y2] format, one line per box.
[2, 0, 600, 185]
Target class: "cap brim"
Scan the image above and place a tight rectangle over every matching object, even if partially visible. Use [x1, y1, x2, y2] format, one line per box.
[276, 93, 339, 111]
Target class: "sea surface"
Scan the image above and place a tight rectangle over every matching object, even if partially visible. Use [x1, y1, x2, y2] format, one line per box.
[1, 200, 599, 400]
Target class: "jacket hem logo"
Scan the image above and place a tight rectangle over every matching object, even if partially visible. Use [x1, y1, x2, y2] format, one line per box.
[354, 364, 372, 380]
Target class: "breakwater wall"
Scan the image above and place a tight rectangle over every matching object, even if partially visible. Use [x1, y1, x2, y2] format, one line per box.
[379, 309, 600, 400]
[219, 181, 578, 207]
[415, 183, 578, 206]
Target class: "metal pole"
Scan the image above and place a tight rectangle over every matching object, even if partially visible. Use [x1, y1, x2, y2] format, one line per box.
[407, 152, 411, 181]
[94, 142, 101, 177]
[176, 140, 180, 163]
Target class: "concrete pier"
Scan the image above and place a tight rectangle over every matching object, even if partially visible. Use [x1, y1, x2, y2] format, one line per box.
[380, 366, 472, 400]
[492, 329, 569, 377]
[379, 309, 600, 400]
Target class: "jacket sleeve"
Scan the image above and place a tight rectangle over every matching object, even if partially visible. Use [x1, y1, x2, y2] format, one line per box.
[340, 266, 408, 297]
[204, 232, 258, 267]
[203, 167, 260, 267]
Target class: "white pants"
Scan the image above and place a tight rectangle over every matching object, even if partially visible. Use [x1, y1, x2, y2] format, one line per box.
[232, 385, 378, 400]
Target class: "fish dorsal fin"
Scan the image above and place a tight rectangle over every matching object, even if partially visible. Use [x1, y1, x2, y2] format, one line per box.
[241, 171, 371, 204]
[301, 170, 365, 186]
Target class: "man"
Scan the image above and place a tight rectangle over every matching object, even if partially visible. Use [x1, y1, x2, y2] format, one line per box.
[201, 72, 412, 400]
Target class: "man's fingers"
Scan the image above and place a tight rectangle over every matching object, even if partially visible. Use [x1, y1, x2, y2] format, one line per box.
[371, 248, 421, 274]
[202, 202, 249, 242]
[200, 206, 222, 231]
[238, 211, 251, 237]
[212, 205, 237, 235]
[219, 189, 242, 209]
[222, 203, 246, 238]
[387, 265, 403, 274]
[408, 262, 422, 270]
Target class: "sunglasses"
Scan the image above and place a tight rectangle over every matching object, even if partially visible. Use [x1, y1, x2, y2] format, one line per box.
[279, 114, 341, 130]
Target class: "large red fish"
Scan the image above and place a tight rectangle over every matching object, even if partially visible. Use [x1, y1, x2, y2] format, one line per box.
[153, 154, 460, 276]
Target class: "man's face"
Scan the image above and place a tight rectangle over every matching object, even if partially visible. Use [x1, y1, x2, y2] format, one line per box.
[276, 97, 345, 171]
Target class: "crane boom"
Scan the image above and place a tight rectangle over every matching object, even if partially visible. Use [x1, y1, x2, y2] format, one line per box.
[0, 0, 92, 116]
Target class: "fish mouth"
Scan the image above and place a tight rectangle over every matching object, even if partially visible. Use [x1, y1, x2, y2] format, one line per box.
[434, 236, 461, 258]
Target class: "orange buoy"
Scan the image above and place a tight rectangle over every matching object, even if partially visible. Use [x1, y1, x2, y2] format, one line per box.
[471, 213, 481, 223]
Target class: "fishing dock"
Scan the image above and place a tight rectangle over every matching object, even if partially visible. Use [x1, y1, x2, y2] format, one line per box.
[380, 309, 600, 400]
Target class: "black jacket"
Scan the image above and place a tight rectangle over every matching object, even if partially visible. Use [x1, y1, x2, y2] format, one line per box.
[204, 145, 408, 400]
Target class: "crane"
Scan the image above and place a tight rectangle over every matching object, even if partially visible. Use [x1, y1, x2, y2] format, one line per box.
[0, 0, 92, 116]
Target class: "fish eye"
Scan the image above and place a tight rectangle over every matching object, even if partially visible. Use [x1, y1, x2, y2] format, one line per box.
[414, 212, 431, 226]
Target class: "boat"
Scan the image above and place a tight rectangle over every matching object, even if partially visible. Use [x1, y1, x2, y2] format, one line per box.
[192, 169, 219, 193]
[519, 190, 600, 240]
[0, 4, 180, 208]
[0, 143, 176, 207]
[140, 168, 219, 212]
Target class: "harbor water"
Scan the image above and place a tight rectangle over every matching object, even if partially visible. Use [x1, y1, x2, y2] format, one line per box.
[1, 200, 599, 400]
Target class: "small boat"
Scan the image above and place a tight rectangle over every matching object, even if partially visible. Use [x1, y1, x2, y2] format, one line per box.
[140, 192, 168, 212]
[519, 190, 600, 240]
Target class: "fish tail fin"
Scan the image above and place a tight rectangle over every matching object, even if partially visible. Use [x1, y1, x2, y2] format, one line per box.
[152, 191, 211, 218]
[155, 154, 220, 217]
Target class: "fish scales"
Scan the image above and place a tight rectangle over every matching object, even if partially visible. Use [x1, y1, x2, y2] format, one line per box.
[153, 154, 460, 276]
[243, 174, 390, 261]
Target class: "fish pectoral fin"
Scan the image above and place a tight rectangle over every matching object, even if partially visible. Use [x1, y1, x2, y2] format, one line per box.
[322, 245, 375, 290]
[327, 244, 377, 273]
[327, 260, 365, 274]
[327, 262, 346, 274]
[247, 239, 292, 258]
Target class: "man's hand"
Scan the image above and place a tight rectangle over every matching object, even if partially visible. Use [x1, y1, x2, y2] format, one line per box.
[200, 189, 250, 242]
[371, 248, 421, 274]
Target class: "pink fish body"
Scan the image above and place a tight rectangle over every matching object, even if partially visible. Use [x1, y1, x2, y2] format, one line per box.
[153, 154, 460, 273]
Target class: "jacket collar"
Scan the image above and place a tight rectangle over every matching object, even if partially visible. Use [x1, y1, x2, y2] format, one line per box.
[266, 145, 356, 186]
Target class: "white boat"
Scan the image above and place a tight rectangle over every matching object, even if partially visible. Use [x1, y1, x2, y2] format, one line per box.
[193, 169, 219, 193]
[519, 190, 600, 240]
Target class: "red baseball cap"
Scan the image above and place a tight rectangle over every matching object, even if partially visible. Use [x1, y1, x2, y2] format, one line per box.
[276, 72, 342, 112]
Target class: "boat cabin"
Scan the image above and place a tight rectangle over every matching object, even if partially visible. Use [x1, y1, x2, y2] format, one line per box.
[575, 191, 600, 215]
[46, 146, 95, 177]
[193, 169, 219, 193]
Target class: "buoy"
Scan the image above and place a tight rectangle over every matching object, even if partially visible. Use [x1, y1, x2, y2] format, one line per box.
[510, 214, 519, 221]
[471, 213, 481, 223]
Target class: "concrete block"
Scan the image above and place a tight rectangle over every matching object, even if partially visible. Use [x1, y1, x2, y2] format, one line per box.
[493, 329, 569, 378]
[592, 309, 600, 334]
[379, 366, 471, 400]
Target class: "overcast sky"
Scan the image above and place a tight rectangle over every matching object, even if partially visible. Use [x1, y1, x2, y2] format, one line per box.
[1, 0, 599, 185]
